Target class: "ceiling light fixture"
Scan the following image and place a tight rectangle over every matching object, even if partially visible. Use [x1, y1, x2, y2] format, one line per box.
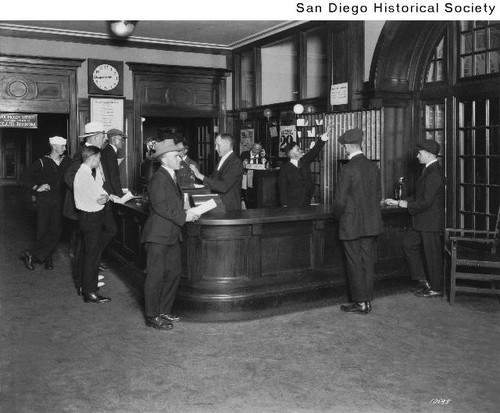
[108, 21, 138, 38]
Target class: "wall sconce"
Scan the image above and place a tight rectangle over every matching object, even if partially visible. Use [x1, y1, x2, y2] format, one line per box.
[239, 111, 248, 121]
[263, 108, 273, 120]
[293, 104, 304, 115]
[108, 21, 138, 38]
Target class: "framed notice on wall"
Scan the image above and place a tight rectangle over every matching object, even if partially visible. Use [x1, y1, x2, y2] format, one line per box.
[90, 97, 125, 132]
[240, 129, 255, 153]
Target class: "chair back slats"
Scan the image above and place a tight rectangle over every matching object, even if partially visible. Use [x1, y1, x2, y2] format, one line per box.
[444, 203, 500, 304]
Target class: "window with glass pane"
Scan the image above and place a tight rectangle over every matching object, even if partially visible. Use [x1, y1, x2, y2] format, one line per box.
[261, 37, 298, 105]
[423, 101, 445, 157]
[305, 27, 327, 98]
[425, 36, 446, 83]
[459, 21, 500, 78]
[457, 97, 500, 231]
[239, 50, 255, 108]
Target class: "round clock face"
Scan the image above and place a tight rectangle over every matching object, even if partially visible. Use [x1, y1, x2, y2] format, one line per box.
[92, 64, 120, 91]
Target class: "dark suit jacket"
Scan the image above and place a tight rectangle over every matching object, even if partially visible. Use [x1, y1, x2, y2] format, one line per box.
[407, 161, 445, 232]
[332, 154, 384, 240]
[62, 150, 84, 220]
[141, 167, 186, 245]
[203, 151, 244, 211]
[100, 144, 124, 197]
[176, 156, 199, 189]
[278, 139, 326, 208]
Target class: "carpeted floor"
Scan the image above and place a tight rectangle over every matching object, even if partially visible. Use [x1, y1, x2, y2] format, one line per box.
[1, 183, 499, 413]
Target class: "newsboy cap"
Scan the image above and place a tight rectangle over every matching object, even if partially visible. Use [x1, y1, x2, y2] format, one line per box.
[152, 139, 184, 158]
[416, 139, 440, 156]
[107, 128, 127, 139]
[338, 128, 363, 145]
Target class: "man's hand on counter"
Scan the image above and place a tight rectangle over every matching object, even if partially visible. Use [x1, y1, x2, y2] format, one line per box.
[385, 198, 408, 208]
[189, 164, 205, 181]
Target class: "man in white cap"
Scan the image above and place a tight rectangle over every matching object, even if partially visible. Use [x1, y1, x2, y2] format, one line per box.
[63, 122, 115, 294]
[141, 139, 199, 330]
[22, 136, 72, 271]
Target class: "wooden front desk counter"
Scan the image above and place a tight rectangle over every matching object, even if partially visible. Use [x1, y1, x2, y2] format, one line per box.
[111, 203, 409, 321]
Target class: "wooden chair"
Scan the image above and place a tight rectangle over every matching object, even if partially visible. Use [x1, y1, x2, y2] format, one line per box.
[444, 206, 500, 305]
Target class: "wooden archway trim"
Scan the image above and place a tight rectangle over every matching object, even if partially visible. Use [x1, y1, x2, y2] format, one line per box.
[370, 21, 450, 94]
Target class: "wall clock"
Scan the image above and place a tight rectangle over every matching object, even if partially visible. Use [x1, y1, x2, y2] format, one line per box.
[88, 59, 124, 96]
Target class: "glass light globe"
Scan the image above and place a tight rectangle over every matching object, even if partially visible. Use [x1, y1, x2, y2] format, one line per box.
[293, 104, 304, 115]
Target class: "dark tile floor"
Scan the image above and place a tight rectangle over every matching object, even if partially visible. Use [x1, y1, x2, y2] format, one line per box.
[1, 183, 499, 413]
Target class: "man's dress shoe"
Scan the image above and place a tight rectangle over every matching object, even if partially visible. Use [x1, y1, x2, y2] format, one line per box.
[22, 249, 34, 270]
[411, 280, 431, 293]
[415, 288, 441, 298]
[44, 257, 53, 270]
[160, 313, 180, 322]
[340, 302, 369, 314]
[83, 292, 111, 303]
[146, 316, 173, 330]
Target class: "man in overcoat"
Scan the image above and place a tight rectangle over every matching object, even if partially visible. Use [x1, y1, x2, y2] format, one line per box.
[333, 128, 384, 314]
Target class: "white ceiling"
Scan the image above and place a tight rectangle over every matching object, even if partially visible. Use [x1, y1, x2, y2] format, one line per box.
[1, 21, 302, 49]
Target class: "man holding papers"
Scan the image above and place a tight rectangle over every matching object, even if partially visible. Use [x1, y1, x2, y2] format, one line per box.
[141, 139, 199, 331]
[189, 133, 244, 211]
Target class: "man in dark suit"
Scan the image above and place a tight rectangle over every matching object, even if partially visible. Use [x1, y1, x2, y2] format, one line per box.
[278, 126, 331, 208]
[240, 141, 266, 166]
[141, 139, 199, 330]
[176, 138, 199, 189]
[190, 133, 244, 211]
[100, 128, 126, 197]
[386, 139, 445, 297]
[333, 128, 384, 314]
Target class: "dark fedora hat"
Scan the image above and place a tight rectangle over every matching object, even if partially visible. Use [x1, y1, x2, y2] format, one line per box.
[152, 139, 184, 158]
[416, 139, 440, 155]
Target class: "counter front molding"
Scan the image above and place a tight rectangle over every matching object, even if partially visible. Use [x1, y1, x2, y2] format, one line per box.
[111, 203, 409, 321]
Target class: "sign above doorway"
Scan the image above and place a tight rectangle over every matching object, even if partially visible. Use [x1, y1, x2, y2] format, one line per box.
[0, 113, 38, 128]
